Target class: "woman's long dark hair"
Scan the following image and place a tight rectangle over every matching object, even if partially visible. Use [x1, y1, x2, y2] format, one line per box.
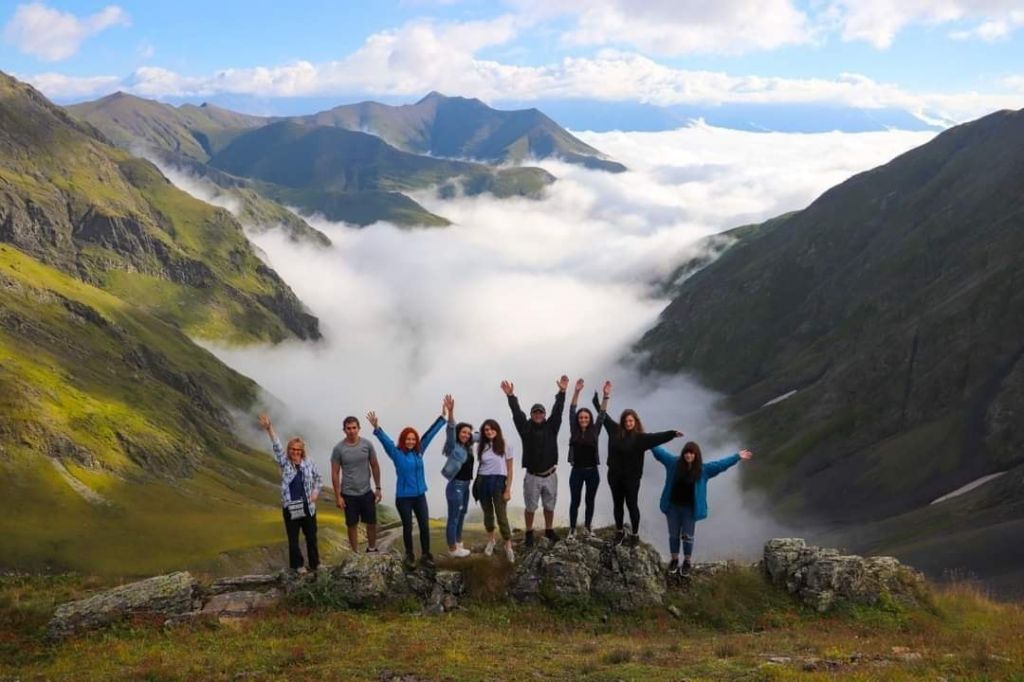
[616, 409, 644, 437]
[670, 441, 703, 506]
[478, 419, 505, 456]
[573, 408, 597, 445]
[455, 422, 474, 449]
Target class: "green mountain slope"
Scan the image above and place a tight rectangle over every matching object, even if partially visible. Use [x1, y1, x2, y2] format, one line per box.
[1, 73, 318, 343]
[296, 91, 626, 172]
[637, 109, 1024, 581]
[67, 92, 263, 162]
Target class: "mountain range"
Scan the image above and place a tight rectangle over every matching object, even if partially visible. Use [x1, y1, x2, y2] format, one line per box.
[67, 91, 623, 228]
[638, 107, 1024, 596]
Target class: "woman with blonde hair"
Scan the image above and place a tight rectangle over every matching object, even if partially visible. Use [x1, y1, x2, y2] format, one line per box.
[259, 414, 323, 573]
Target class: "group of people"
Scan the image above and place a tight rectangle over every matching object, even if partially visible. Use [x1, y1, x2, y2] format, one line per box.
[259, 376, 752, 576]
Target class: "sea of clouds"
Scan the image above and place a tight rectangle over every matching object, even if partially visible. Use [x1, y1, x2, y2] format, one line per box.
[178, 122, 933, 559]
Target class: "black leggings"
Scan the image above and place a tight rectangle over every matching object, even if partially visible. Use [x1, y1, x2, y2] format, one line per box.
[282, 505, 319, 570]
[608, 474, 641, 533]
[569, 467, 600, 530]
[395, 494, 430, 557]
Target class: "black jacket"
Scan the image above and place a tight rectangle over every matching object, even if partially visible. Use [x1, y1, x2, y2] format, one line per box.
[601, 412, 675, 480]
[508, 391, 566, 474]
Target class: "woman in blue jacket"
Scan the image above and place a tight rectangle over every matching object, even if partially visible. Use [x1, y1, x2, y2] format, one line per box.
[441, 394, 475, 558]
[652, 441, 753, 574]
[367, 405, 446, 568]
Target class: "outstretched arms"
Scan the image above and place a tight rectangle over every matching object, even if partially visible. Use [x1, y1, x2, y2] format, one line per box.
[366, 411, 400, 461]
[501, 380, 528, 435]
[705, 449, 752, 478]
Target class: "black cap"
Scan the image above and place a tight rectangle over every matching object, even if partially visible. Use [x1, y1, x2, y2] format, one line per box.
[530, 403, 546, 414]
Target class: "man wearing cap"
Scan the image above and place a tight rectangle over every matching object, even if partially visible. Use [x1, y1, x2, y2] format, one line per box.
[500, 375, 569, 547]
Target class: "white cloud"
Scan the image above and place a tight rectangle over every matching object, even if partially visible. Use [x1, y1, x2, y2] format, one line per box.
[826, 0, 1024, 48]
[2, 2, 129, 61]
[176, 125, 928, 557]
[514, 0, 813, 56]
[18, 71, 122, 98]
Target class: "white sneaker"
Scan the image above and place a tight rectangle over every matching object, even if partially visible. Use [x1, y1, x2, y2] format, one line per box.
[484, 540, 495, 556]
[451, 547, 471, 558]
[582, 527, 593, 538]
[505, 545, 515, 563]
[568, 528, 577, 540]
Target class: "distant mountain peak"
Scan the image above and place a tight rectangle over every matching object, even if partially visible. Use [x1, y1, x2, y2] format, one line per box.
[417, 91, 447, 104]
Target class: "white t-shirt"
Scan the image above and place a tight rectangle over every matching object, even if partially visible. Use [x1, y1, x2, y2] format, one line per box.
[477, 441, 515, 476]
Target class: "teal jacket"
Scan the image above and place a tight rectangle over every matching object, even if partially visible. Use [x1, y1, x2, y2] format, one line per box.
[652, 446, 740, 520]
[373, 416, 446, 498]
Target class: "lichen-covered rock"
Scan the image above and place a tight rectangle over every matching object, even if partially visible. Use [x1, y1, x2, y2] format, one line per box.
[47, 572, 197, 639]
[509, 529, 666, 610]
[303, 554, 464, 612]
[208, 574, 283, 595]
[762, 538, 925, 612]
[201, 589, 282, 618]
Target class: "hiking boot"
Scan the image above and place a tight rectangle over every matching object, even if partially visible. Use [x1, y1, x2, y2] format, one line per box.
[681, 558, 692, 574]
[525, 530, 535, 548]
[628, 533, 640, 548]
[404, 554, 417, 569]
[667, 558, 679, 574]
[420, 553, 436, 569]
[613, 529, 626, 545]
[545, 529, 559, 543]
[582, 527, 593, 538]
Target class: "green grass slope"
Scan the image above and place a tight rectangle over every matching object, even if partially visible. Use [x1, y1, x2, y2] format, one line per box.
[0, 72, 318, 342]
[0, 244, 343, 575]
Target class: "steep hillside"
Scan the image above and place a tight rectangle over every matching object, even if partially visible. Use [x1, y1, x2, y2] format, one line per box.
[637, 109, 1024, 577]
[296, 91, 626, 172]
[0, 73, 317, 342]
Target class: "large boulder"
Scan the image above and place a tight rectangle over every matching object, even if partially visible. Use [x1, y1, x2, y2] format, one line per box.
[510, 529, 666, 610]
[762, 538, 926, 612]
[47, 571, 198, 639]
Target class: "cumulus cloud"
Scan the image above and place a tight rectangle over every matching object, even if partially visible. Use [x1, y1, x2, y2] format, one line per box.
[3, 2, 129, 61]
[177, 125, 930, 558]
[514, 0, 813, 56]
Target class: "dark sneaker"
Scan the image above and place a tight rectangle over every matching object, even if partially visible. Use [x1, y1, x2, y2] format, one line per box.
[404, 554, 416, 569]
[613, 529, 626, 545]
[525, 530, 535, 548]
[545, 529, 559, 543]
[628, 533, 640, 548]
[420, 553, 436, 569]
[681, 559, 692, 574]
[667, 558, 679, 574]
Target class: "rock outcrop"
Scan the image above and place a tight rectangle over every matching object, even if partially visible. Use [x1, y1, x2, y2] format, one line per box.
[509, 530, 666, 610]
[47, 571, 199, 640]
[762, 538, 926, 612]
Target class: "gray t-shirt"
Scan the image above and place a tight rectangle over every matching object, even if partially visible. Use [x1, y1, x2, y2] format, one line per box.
[331, 437, 377, 496]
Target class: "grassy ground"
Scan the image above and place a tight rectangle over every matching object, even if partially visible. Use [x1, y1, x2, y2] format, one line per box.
[1, 551, 1022, 681]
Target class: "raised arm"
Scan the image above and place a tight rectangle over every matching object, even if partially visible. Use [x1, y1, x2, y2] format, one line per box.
[651, 445, 676, 467]
[639, 429, 683, 451]
[367, 411, 400, 461]
[547, 375, 569, 435]
[420, 413, 447, 453]
[595, 383, 617, 436]
[443, 394, 456, 456]
[259, 414, 287, 467]
[569, 379, 583, 437]
[705, 450, 750, 478]
[502, 380, 527, 435]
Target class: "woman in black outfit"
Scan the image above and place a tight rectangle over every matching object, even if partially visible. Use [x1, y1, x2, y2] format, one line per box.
[568, 378, 610, 538]
[596, 392, 683, 546]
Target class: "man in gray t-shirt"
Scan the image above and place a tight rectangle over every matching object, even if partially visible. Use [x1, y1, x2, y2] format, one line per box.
[331, 416, 382, 552]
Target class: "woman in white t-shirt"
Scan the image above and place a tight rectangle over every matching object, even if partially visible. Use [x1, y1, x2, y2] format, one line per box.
[475, 419, 516, 563]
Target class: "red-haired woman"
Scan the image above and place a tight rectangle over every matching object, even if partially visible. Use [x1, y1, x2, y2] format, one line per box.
[259, 414, 323, 574]
[367, 406, 446, 568]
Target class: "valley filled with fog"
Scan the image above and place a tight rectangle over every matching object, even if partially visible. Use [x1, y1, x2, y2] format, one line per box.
[189, 123, 933, 559]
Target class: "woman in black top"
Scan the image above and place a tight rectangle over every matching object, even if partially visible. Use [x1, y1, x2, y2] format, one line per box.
[442, 395, 475, 558]
[597, 393, 683, 546]
[568, 378, 609, 538]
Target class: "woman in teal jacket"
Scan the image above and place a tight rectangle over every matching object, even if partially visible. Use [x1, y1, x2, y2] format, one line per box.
[652, 441, 753, 573]
[367, 406, 446, 568]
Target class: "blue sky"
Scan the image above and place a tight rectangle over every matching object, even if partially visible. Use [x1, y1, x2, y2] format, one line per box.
[2, 1, 1023, 125]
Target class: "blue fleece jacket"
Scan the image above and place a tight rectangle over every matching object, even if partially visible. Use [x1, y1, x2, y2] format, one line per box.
[652, 446, 741, 520]
[374, 416, 446, 498]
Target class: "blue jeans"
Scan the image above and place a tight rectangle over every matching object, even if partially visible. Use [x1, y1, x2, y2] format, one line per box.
[445, 479, 470, 546]
[665, 503, 696, 556]
[569, 467, 600, 530]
